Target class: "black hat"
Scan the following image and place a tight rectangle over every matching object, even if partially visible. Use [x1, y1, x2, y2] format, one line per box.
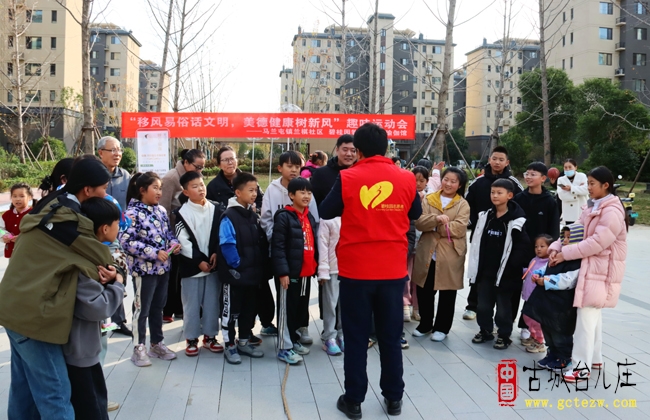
[65, 158, 111, 194]
[417, 158, 433, 170]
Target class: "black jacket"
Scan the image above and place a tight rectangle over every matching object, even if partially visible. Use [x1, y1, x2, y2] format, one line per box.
[217, 205, 269, 286]
[466, 164, 524, 231]
[173, 201, 223, 279]
[311, 156, 348, 207]
[271, 208, 319, 279]
[206, 169, 263, 211]
[514, 187, 561, 259]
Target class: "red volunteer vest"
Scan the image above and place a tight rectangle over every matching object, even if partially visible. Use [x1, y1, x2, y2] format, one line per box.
[338, 155, 415, 280]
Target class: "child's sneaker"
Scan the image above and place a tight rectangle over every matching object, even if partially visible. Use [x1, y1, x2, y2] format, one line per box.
[248, 335, 263, 346]
[202, 335, 224, 353]
[400, 337, 409, 349]
[278, 349, 303, 364]
[298, 327, 313, 345]
[412, 309, 421, 321]
[237, 342, 264, 358]
[148, 342, 177, 360]
[131, 344, 152, 367]
[472, 331, 494, 344]
[224, 344, 241, 364]
[520, 328, 531, 340]
[293, 342, 310, 355]
[520, 337, 535, 346]
[493, 337, 512, 350]
[403, 305, 411, 322]
[260, 325, 278, 336]
[337, 337, 345, 352]
[323, 338, 342, 355]
[185, 339, 199, 357]
[548, 358, 572, 373]
[162, 316, 174, 324]
[525, 340, 546, 353]
[537, 355, 553, 369]
[564, 367, 590, 382]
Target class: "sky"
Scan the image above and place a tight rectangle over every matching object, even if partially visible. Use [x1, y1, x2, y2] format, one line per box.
[100, 0, 540, 113]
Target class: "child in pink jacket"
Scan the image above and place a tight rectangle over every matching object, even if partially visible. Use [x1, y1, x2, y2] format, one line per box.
[548, 167, 627, 383]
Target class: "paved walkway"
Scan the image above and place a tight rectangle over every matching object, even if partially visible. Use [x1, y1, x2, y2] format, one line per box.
[0, 227, 649, 419]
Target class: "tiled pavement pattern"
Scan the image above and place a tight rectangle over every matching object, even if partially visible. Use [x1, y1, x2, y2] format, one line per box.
[0, 226, 648, 419]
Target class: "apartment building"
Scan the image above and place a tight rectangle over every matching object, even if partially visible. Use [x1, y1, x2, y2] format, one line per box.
[0, 0, 83, 150]
[464, 38, 540, 156]
[547, 0, 650, 104]
[89, 24, 141, 133]
[279, 13, 455, 159]
[139, 60, 170, 112]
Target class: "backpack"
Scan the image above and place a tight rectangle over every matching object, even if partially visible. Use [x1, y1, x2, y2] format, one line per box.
[300, 165, 317, 178]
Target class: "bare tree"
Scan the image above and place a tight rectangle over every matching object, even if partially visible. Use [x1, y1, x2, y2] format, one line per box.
[145, 0, 174, 113]
[369, 0, 379, 113]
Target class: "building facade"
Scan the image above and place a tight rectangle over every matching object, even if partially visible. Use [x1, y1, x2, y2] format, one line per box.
[547, 0, 650, 104]
[0, 0, 83, 151]
[89, 24, 141, 134]
[464, 38, 540, 157]
[139, 60, 170, 112]
[279, 13, 455, 159]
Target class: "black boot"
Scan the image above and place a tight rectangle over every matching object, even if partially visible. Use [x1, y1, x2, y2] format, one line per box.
[337, 395, 361, 419]
[384, 398, 402, 415]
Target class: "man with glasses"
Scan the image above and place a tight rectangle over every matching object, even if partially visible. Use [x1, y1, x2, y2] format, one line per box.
[97, 136, 132, 337]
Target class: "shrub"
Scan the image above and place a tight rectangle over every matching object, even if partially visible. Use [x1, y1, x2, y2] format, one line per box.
[120, 147, 136, 173]
[30, 137, 68, 161]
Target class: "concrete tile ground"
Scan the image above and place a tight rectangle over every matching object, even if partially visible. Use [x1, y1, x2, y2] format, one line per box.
[0, 226, 649, 419]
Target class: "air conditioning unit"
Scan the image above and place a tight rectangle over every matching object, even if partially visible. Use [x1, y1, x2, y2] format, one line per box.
[424, 117, 432, 123]
[426, 53, 434, 60]
[504, 104, 510, 110]
[320, 49, 328, 54]
[425, 101, 433, 107]
[425, 66, 433, 75]
[104, 61, 109, 67]
[320, 64, 328, 71]
[319, 96, 327, 103]
[502, 119, 511, 125]
[319, 78, 327, 86]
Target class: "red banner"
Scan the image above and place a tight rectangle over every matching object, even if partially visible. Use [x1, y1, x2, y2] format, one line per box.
[121, 112, 415, 140]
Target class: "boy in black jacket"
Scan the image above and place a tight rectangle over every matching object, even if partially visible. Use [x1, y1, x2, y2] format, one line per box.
[175, 171, 223, 357]
[272, 177, 319, 365]
[466, 179, 530, 350]
[218, 172, 269, 365]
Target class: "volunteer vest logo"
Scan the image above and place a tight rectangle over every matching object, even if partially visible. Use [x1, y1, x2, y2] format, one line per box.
[360, 181, 394, 209]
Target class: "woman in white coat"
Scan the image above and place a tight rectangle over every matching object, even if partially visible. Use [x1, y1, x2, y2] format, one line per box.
[557, 159, 589, 224]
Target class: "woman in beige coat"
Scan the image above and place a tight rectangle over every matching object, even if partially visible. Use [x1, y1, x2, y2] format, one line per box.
[412, 167, 470, 341]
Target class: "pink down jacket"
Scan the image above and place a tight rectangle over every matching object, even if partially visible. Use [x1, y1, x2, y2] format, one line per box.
[549, 194, 627, 309]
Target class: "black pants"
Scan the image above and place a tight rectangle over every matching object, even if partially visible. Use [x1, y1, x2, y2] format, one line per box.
[277, 277, 311, 349]
[256, 279, 276, 328]
[415, 262, 457, 334]
[542, 324, 573, 360]
[340, 277, 405, 404]
[111, 302, 126, 325]
[466, 282, 478, 312]
[163, 254, 183, 317]
[67, 363, 108, 420]
[476, 279, 514, 339]
[222, 283, 258, 346]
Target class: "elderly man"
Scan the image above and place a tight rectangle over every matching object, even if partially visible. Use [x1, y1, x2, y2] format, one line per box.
[98, 136, 132, 337]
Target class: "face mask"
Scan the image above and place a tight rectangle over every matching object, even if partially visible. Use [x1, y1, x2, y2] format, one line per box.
[564, 170, 575, 177]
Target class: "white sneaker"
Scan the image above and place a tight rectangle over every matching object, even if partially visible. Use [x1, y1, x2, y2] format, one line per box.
[520, 328, 531, 340]
[462, 310, 476, 320]
[298, 327, 313, 345]
[403, 306, 411, 322]
[411, 328, 431, 337]
[431, 331, 447, 342]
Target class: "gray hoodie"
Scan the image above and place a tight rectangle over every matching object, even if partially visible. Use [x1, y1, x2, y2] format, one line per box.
[260, 177, 319, 241]
[63, 274, 124, 367]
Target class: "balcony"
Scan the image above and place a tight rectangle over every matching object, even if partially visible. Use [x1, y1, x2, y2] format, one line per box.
[424, 100, 433, 107]
[424, 116, 432, 123]
[320, 64, 328, 71]
[615, 68, 625, 77]
[11, 52, 24, 61]
[502, 119, 511, 125]
[104, 61, 109, 66]
[616, 16, 626, 26]
[615, 42, 626, 51]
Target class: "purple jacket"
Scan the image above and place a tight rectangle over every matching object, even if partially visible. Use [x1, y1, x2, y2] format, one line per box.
[120, 199, 179, 277]
[522, 256, 549, 301]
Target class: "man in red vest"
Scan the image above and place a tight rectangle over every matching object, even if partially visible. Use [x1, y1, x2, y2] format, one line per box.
[320, 123, 422, 419]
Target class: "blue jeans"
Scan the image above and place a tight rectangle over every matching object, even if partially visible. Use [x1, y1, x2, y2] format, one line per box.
[6, 329, 74, 420]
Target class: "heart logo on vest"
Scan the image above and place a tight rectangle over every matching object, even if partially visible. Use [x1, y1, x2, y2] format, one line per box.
[360, 181, 394, 209]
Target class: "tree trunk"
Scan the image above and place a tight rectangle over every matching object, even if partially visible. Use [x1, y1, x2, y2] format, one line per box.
[491, 0, 510, 151]
[433, 0, 456, 162]
[156, 0, 174, 112]
[538, 0, 552, 166]
[173, 0, 187, 113]
[11, 2, 25, 163]
[81, 0, 94, 153]
[370, 0, 379, 114]
[339, 0, 346, 113]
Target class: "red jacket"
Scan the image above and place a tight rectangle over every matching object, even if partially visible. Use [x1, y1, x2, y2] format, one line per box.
[2, 207, 31, 258]
[338, 156, 416, 280]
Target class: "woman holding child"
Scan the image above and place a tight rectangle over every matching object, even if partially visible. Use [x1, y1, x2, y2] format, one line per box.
[411, 167, 469, 341]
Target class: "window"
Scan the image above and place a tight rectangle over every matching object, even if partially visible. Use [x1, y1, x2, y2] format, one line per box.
[432, 77, 441, 84]
[636, 2, 645, 14]
[109, 100, 119, 108]
[25, 90, 40, 102]
[487, 95, 491, 103]
[8, 36, 13, 47]
[510, 81, 513, 88]
[348, 88, 358, 95]
[530, 52, 538, 58]
[487, 80, 492, 88]
[326, 72, 330, 79]
[380, 78, 385, 87]
[311, 39, 321, 47]
[49, 90, 56, 102]
[487, 110, 491, 118]
[401, 42, 409, 50]
[563, 11, 566, 22]
[110, 84, 118, 92]
[7, 91, 13, 102]
[431, 108, 436, 115]
[562, 59, 566, 70]
[50, 63, 56, 76]
[431, 92, 435, 100]
[336, 56, 341, 64]
[400, 58, 410, 65]
[496, 65, 501, 73]
[599, 27, 613, 40]
[89, 66, 98, 75]
[488, 50, 492, 57]
[487, 65, 492, 72]
[347, 56, 356, 63]
[335, 72, 341, 80]
[571, 8, 574, 19]
[347, 71, 357, 79]
[411, 107, 416, 114]
[380, 62, 386, 70]
[25, 63, 41, 76]
[110, 68, 120, 76]
[421, 107, 425, 115]
[381, 29, 386, 37]
[7, 63, 13, 76]
[151, 82, 158, 88]
[301, 39, 306, 46]
[412, 91, 418, 98]
[327, 40, 331, 47]
[570, 32, 574, 44]
[518, 67, 522, 74]
[348, 39, 355, 47]
[636, 28, 648, 40]
[633, 79, 646, 91]
[570, 57, 573, 68]
[400, 74, 409, 81]
[413, 60, 418, 68]
[562, 36, 565, 46]
[422, 46, 427, 53]
[518, 52, 523, 59]
[309, 71, 320, 79]
[334, 88, 341, 95]
[335, 104, 340, 111]
[51, 37, 56, 49]
[433, 46, 442, 54]
[487, 126, 491, 133]
[517, 96, 522, 104]
[494, 50, 502, 58]
[498, 126, 503, 134]
[52, 10, 57, 22]
[26, 37, 42, 49]
[495, 81, 501, 88]
[149, 105, 156, 111]
[599, 53, 613, 65]
[599, 2, 613, 14]
[400, 90, 409, 98]
[90, 34, 100, 43]
[111, 52, 121, 60]
[91, 50, 98, 59]
[111, 36, 120, 44]
[30, 10, 43, 23]
[380, 46, 386, 54]
[633, 53, 647, 66]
